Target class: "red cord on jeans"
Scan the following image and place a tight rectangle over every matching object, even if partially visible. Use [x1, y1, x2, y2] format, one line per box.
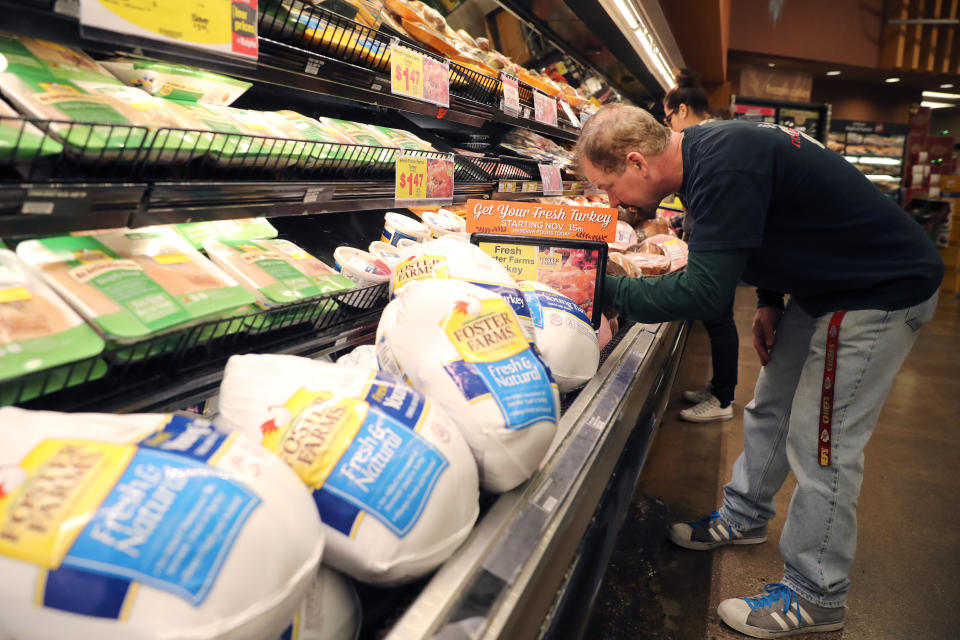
[819, 311, 847, 466]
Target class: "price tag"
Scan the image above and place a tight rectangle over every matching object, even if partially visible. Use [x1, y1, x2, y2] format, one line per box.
[80, 0, 258, 59]
[501, 73, 520, 116]
[533, 90, 558, 127]
[396, 154, 455, 205]
[498, 181, 518, 193]
[539, 165, 563, 196]
[390, 41, 449, 107]
[521, 181, 540, 193]
[559, 99, 580, 128]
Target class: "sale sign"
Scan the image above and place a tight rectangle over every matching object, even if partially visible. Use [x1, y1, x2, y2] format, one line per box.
[390, 41, 450, 107]
[501, 73, 520, 116]
[396, 155, 455, 205]
[465, 199, 616, 242]
[533, 90, 558, 127]
[80, 0, 259, 59]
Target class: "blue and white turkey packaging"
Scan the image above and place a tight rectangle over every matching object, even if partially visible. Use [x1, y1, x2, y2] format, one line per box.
[0, 407, 324, 640]
[390, 236, 537, 343]
[376, 279, 560, 493]
[518, 280, 600, 392]
[216, 354, 479, 585]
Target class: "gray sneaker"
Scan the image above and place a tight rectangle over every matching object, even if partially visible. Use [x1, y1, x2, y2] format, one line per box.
[669, 510, 767, 550]
[717, 582, 846, 638]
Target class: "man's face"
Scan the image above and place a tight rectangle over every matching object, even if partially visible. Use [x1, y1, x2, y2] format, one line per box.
[581, 155, 662, 212]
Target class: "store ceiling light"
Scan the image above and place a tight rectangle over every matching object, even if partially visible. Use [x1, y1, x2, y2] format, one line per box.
[941, 83, 954, 88]
[922, 90, 960, 100]
[768, 62, 776, 67]
[885, 77, 901, 83]
[865, 174, 898, 181]
[612, 0, 639, 29]
[920, 100, 955, 109]
[856, 156, 903, 166]
[826, 70, 842, 76]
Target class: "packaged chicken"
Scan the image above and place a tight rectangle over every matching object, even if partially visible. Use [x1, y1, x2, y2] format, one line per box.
[171, 217, 279, 249]
[0, 97, 63, 161]
[0, 250, 104, 383]
[391, 236, 537, 343]
[17, 228, 255, 341]
[320, 118, 394, 164]
[262, 111, 362, 167]
[218, 355, 480, 584]
[377, 279, 558, 492]
[204, 238, 353, 306]
[0, 408, 324, 640]
[101, 59, 252, 106]
[366, 124, 436, 152]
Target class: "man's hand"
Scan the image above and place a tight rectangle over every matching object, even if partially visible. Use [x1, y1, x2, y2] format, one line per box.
[752, 306, 783, 366]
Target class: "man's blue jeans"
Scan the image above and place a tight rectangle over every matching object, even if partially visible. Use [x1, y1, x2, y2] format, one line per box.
[719, 292, 938, 608]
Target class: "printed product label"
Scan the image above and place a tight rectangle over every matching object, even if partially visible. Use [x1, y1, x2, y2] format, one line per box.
[0, 416, 258, 607]
[521, 285, 591, 327]
[63, 446, 259, 604]
[470, 281, 535, 340]
[261, 382, 447, 538]
[442, 297, 556, 430]
[246, 254, 322, 302]
[0, 286, 32, 303]
[393, 255, 450, 290]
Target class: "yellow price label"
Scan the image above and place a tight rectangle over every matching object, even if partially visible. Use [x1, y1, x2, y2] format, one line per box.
[396, 156, 429, 200]
[391, 46, 425, 100]
[522, 181, 540, 193]
[152, 253, 192, 265]
[0, 287, 32, 303]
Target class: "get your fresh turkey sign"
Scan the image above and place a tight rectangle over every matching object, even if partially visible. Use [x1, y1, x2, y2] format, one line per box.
[466, 199, 617, 242]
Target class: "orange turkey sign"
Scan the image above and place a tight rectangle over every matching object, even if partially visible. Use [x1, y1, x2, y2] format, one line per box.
[465, 199, 617, 242]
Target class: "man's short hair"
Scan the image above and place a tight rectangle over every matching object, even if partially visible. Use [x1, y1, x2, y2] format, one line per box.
[576, 104, 671, 175]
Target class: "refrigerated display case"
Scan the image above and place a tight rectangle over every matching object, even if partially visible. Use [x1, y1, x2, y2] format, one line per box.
[827, 119, 908, 200]
[0, 2, 687, 637]
[731, 95, 831, 142]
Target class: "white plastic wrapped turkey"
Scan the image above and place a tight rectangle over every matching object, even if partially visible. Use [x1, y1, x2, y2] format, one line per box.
[518, 280, 600, 392]
[390, 236, 536, 343]
[217, 354, 479, 585]
[377, 278, 559, 493]
[0, 407, 323, 640]
[277, 566, 360, 640]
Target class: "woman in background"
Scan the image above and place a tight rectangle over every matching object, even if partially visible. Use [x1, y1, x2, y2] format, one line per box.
[663, 70, 738, 423]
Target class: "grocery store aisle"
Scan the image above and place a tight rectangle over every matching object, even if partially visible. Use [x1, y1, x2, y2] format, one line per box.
[585, 287, 960, 640]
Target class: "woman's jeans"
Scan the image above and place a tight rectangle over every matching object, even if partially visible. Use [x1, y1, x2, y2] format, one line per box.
[719, 292, 938, 607]
[703, 300, 738, 407]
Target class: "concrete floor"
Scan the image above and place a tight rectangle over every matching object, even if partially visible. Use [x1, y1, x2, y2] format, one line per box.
[585, 287, 960, 640]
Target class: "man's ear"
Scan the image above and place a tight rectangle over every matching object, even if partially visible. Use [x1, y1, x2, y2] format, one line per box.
[626, 151, 646, 173]
[678, 104, 688, 119]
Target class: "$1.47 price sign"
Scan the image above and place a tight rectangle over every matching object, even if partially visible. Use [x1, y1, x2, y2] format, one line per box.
[533, 90, 558, 127]
[396, 155, 455, 206]
[539, 164, 563, 196]
[390, 41, 449, 107]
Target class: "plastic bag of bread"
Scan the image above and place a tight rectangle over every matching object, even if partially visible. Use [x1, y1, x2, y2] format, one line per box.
[376, 279, 558, 492]
[391, 236, 537, 343]
[17, 227, 255, 341]
[640, 234, 688, 272]
[0, 407, 324, 640]
[204, 238, 352, 306]
[217, 354, 479, 584]
[278, 566, 361, 640]
[641, 218, 675, 238]
[0, 250, 104, 382]
[518, 280, 599, 392]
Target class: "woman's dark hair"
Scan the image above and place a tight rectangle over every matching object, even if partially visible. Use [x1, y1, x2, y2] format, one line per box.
[663, 69, 710, 117]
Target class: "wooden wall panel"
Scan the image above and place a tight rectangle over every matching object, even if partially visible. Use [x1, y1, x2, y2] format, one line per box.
[880, 0, 960, 72]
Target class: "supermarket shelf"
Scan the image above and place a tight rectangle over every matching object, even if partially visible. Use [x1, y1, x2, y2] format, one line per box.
[0, 1, 582, 143]
[2, 283, 388, 413]
[387, 320, 687, 639]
